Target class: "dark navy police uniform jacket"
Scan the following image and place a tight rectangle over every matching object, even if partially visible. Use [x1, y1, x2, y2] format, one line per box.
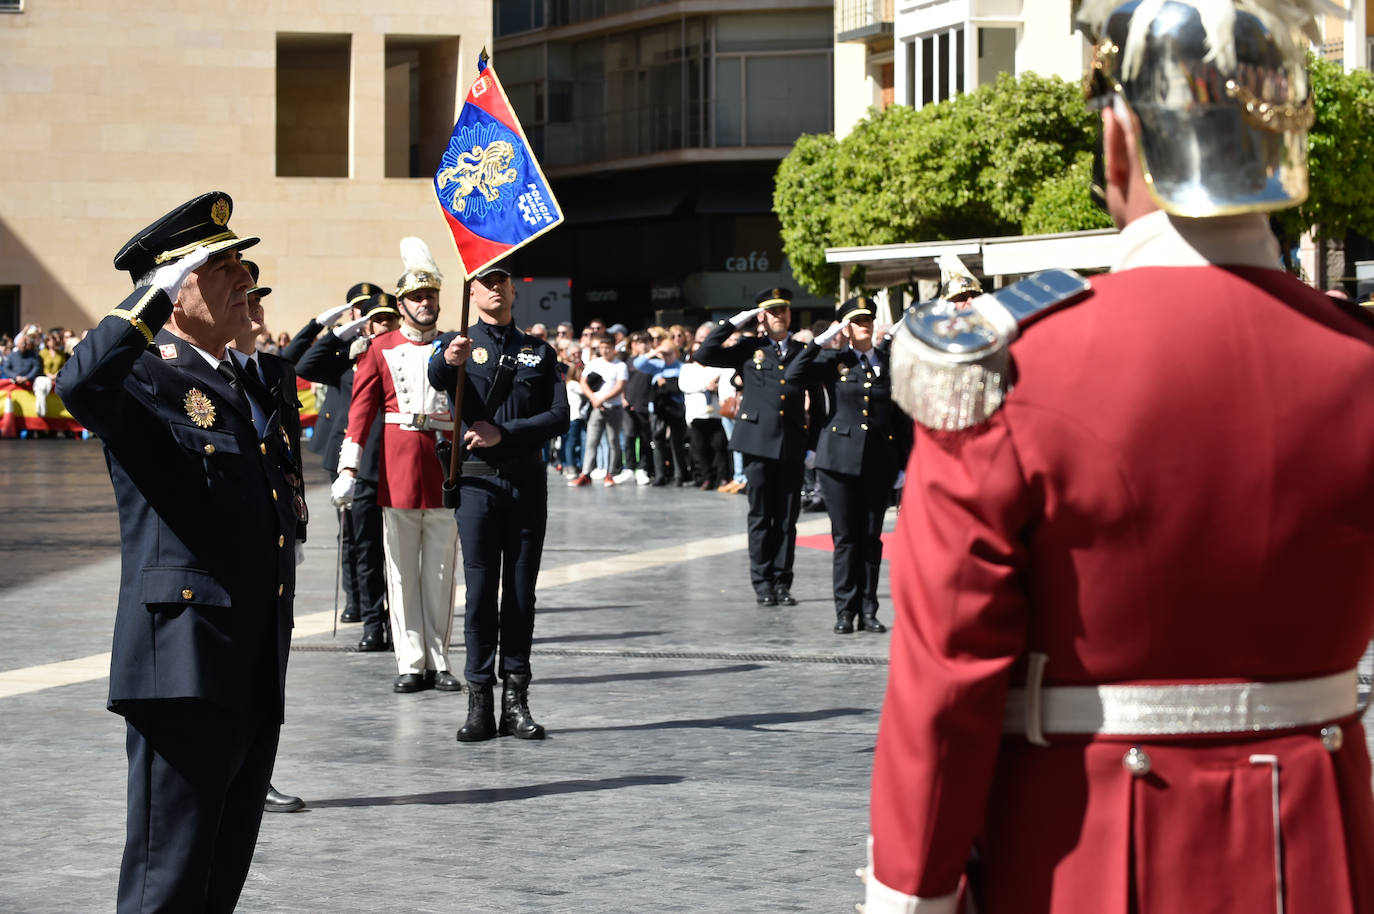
[57, 285, 298, 720]
[694, 320, 811, 461]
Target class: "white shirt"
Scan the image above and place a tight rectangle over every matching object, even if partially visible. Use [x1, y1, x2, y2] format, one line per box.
[584, 357, 628, 408]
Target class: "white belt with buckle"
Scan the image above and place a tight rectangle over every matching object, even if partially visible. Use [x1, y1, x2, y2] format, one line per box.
[1003, 656, 1358, 745]
[384, 412, 453, 432]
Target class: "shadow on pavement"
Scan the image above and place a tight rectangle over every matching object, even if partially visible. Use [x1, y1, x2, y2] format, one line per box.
[558, 707, 869, 735]
[532, 630, 666, 644]
[538, 663, 766, 686]
[306, 774, 685, 809]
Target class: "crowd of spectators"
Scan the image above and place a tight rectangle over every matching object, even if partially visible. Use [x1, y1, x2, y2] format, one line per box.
[547, 315, 832, 496]
[3, 313, 862, 478]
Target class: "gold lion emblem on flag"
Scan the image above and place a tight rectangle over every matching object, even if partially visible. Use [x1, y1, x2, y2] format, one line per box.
[437, 141, 519, 213]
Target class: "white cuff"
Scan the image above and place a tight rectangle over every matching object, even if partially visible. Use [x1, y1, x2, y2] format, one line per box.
[862, 837, 960, 914]
[338, 438, 362, 472]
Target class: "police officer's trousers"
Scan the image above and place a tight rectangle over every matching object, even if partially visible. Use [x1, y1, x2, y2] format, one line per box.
[454, 470, 547, 685]
[381, 507, 457, 675]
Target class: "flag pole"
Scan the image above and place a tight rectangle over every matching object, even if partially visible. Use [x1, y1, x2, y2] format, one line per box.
[444, 277, 472, 503]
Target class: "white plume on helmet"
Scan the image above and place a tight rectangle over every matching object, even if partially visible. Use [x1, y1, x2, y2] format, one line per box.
[396, 236, 442, 299]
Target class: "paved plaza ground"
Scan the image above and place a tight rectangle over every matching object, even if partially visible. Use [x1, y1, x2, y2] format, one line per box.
[6, 441, 1371, 914]
[0, 442, 892, 913]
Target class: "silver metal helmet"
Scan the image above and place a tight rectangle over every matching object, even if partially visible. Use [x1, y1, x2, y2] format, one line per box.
[1077, 0, 1339, 217]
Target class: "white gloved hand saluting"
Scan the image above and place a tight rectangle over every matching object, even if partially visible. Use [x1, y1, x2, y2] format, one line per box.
[813, 319, 850, 347]
[330, 473, 356, 507]
[315, 303, 352, 329]
[332, 316, 369, 342]
[152, 245, 211, 302]
[729, 307, 765, 328]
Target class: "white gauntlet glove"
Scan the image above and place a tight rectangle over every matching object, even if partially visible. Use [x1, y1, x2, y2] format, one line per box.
[804, 449, 816, 470]
[814, 319, 849, 347]
[294, 542, 305, 566]
[330, 474, 356, 507]
[333, 316, 369, 342]
[151, 245, 211, 302]
[314, 303, 352, 328]
[728, 307, 765, 328]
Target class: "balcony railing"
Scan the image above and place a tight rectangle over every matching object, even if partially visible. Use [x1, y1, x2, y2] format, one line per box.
[836, 0, 894, 43]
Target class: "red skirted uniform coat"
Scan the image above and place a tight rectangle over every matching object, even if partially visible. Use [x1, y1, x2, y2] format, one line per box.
[342, 328, 450, 510]
[869, 259, 1374, 914]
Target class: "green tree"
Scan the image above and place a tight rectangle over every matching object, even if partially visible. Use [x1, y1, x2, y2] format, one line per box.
[1272, 54, 1374, 258]
[774, 72, 1109, 296]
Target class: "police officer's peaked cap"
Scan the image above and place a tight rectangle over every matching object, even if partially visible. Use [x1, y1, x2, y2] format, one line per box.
[363, 292, 400, 321]
[474, 264, 511, 280]
[756, 287, 792, 309]
[113, 191, 259, 283]
[837, 296, 875, 323]
[347, 282, 384, 308]
[244, 260, 272, 298]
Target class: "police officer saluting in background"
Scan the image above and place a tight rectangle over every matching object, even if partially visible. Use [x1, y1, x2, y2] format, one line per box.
[695, 288, 812, 607]
[57, 192, 298, 913]
[429, 264, 569, 741]
[799, 296, 911, 635]
[295, 289, 400, 652]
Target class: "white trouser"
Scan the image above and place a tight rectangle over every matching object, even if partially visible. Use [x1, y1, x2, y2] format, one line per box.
[32, 375, 52, 417]
[381, 507, 457, 675]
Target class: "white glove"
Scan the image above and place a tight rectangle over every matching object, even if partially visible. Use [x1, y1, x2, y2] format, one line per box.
[729, 307, 764, 328]
[333, 316, 369, 342]
[330, 474, 356, 507]
[294, 542, 305, 567]
[814, 319, 849, 347]
[894, 470, 906, 489]
[151, 245, 211, 302]
[804, 449, 816, 470]
[315, 303, 352, 328]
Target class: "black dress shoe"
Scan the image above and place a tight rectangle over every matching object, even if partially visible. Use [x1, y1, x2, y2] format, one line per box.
[393, 673, 431, 693]
[357, 631, 388, 652]
[833, 613, 856, 634]
[861, 616, 888, 633]
[652, 478, 670, 487]
[434, 671, 463, 692]
[339, 607, 362, 624]
[774, 586, 798, 606]
[756, 591, 777, 606]
[264, 785, 305, 813]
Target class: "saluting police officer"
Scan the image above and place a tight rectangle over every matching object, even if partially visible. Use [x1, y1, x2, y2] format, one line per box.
[56, 192, 299, 913]
[296, 291, 400, 652]
[797, 296, 911, 635]
[428, 264, 569, 741]
[293, 283, 386, 628]
[695, 287, 813, 607]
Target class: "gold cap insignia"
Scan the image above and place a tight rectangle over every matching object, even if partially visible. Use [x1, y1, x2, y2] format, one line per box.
[472, 346, 489, 365]
[210, 198, 231, 226]
[184, 388, 216, 428]
[753, 349, 764, 366]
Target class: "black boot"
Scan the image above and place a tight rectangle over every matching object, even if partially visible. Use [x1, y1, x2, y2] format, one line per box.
[456, 683, 496, 742]
[833, 612, 856, 634]
[499, 674, 546, 740]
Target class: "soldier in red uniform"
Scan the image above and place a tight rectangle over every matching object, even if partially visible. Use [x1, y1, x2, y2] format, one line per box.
[864, 2, 1374, 912]
[332, 239, 460, 694]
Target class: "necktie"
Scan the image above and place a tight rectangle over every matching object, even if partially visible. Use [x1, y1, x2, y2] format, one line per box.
[216, 359, 249, 408]
[245, 358, 264, 388]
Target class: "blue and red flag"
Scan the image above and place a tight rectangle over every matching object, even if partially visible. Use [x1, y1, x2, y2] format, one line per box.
[434, 54, 563, 279]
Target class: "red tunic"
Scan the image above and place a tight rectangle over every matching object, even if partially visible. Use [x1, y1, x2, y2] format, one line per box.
[870, 265, 1374, 913]
[343, 328, 450, 510]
